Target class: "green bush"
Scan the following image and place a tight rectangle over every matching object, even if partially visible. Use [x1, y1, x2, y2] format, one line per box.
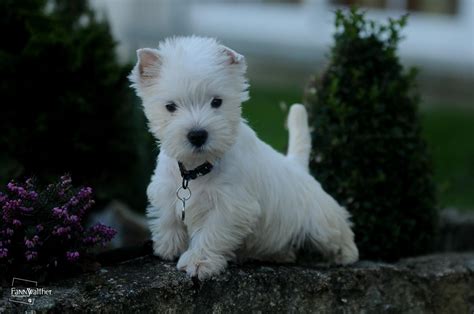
[0, 0, 155, 210]
[304, 9, 437, 260]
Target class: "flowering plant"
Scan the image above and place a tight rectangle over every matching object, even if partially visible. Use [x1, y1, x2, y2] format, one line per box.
[0, 175, 116, 279]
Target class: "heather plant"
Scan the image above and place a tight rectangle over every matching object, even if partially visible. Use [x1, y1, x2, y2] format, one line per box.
[0, 176, 116, 281]
[305, 9, 437, 260]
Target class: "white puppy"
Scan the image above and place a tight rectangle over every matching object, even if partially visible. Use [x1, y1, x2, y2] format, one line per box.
[129, 36, 358, 280]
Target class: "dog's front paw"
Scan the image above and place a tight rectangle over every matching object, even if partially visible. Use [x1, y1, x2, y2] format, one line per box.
[176, 249, 227, 280]
[152, 229, 187, 261]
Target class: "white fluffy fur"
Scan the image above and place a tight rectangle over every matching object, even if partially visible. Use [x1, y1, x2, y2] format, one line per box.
[130, 36, 358, 280]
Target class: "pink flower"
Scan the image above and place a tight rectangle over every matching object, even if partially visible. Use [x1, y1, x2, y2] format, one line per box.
[52, 207, 64, 217]
[25, 239, 35, 249]
[25, 251, 38, 261]
[66, 251, 80, 262]
[68, 215, 79, 224]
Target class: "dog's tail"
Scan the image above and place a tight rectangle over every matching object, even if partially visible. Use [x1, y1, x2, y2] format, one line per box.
[286, 104, 311, 171]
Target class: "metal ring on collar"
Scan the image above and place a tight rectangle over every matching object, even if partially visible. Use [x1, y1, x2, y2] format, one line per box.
[176, 186, 192, 201]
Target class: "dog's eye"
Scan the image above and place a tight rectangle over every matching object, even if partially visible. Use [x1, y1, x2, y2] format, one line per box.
[165, 102, 177, 112]
[211, 98, 222, 108]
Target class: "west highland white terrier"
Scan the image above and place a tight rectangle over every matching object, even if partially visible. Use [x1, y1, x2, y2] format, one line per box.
[129, 36, 358, 280]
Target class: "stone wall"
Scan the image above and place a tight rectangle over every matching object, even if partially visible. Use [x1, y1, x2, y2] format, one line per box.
[1, 253, 473, 313]
[2, 208, 473, 313]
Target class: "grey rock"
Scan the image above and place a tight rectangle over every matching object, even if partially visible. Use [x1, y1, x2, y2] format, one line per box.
[437, 208, 474, 252]
[1, 252, 473, 313]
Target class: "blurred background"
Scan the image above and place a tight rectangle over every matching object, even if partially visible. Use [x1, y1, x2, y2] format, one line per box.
[1, 0, 472, 215]
[90, 0, 473, 210]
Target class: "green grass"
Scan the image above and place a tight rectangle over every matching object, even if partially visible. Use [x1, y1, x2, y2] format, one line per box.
[243, 86, 301, 152]
[243, 86, 474, 211]
[421, 108, 474, 211]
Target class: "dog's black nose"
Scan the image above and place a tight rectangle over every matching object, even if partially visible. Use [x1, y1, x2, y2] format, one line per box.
[187, 129, 208, 147]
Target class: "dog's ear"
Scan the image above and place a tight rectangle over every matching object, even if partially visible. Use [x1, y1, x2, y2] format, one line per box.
[136, 48, 160, 77]
[220, 45, 249, 102]
[221, 46, 245, 65]
[129, 48, 161, 94]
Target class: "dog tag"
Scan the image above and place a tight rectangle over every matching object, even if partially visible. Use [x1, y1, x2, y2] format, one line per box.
[180, 199, 186, 220]
[176, 186, 192, 221]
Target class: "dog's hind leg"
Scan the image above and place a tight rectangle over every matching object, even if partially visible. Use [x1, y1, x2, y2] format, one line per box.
[287, 104, 311, 171]
[304, 188, 359, 265]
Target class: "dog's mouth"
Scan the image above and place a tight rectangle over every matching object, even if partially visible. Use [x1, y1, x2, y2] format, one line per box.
[192, 146, 206, 154]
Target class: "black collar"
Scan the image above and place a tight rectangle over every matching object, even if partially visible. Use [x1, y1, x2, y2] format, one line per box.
[178, 161, 213, 188]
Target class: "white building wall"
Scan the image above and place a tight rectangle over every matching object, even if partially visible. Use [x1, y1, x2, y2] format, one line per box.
[92, 0, 473, 72]
[91, 0, 473, 101]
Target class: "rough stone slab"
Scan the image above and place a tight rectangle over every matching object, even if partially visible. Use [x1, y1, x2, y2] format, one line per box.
[1, 253, 473, 313]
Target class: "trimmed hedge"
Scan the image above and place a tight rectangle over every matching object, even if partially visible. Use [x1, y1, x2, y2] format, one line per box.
[0, 0, 155, 211]
[305, 9, 437, 260]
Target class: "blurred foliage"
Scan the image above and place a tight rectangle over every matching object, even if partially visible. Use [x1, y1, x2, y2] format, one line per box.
[0, 0, 155, 211]
[421, 108, 474, 211]
[303, 9, 437, 260]
[244, 87, 474, 212]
